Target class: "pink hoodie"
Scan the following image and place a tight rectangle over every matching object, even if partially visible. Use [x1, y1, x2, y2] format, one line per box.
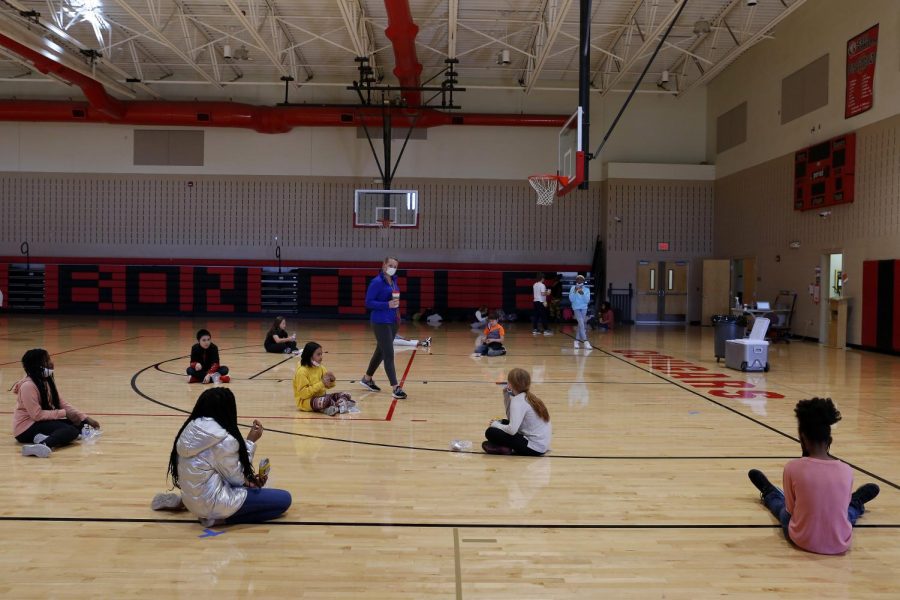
[11, 377, 86, 438]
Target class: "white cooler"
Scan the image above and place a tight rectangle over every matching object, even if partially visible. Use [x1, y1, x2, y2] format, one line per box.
[725, 317, 770, 372]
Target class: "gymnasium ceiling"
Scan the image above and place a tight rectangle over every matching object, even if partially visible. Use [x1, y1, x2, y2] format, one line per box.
[0, 0, 807, 105]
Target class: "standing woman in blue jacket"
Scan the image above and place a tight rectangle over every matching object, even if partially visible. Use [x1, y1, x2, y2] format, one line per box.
[568, 274, 592, 350]
[360, 256, 407, 399]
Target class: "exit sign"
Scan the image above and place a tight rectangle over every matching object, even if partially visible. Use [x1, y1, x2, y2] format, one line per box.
[657, 242, 670, 251]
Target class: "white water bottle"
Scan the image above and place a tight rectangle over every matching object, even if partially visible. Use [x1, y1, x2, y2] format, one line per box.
[81, 423, 93, 441]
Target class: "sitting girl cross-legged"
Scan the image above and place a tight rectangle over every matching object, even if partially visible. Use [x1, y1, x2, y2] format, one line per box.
[293, 342, 356, 416]
[482, 368, 551, 456]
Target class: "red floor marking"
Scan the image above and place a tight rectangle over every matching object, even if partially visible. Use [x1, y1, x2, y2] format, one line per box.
[385, 399, 398, 421]
[398, 349, 416, 387]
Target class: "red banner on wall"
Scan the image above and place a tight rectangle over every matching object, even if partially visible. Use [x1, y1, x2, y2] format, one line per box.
[845, 24, 878, 119]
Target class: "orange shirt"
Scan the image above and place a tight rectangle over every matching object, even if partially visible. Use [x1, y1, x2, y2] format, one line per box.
[483, 323, 505, 340]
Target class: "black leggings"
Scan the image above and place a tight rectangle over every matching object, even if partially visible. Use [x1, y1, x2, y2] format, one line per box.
[366, 322, 399, 386]
[16, 419, 81, 449]
[484, 426, 544, 456]
[265, 340, 298, 353]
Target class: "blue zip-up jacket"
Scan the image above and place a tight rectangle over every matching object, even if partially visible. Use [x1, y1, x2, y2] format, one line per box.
[365, 272, 399, 324]
[568, 284, 591, 310]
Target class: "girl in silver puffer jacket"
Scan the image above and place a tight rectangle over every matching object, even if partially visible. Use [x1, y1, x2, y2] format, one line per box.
[153, 387, 291, 526]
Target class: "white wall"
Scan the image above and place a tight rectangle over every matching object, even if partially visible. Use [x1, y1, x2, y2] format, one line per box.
[707, 0, 900, 178]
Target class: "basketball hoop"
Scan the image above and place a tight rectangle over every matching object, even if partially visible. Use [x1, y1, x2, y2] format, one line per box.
[528, 174, 568, 206]
[377, 217, 394, 229]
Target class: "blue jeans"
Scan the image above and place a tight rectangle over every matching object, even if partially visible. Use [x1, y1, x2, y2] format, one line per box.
[225, 488, 292, 525]
[762, 488, 863, 541]
[573, 308, 588, 342]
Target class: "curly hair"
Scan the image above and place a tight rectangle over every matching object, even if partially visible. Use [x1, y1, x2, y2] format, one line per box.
[794, 397, 841, 446]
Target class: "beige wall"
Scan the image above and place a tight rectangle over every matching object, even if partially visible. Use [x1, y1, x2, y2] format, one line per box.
[714, 113, 900, 344]
[708, 0, 900, 178]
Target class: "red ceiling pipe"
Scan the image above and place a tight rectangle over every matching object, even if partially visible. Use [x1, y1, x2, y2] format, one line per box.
[383, 0, 423, 107]
[0, 33, 125, 120]
[0, 100, 567, 132]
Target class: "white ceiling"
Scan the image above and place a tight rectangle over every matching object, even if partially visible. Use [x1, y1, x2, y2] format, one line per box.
[0, 0, 807, 105]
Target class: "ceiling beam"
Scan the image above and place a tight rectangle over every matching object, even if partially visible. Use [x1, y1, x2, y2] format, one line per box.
[448, 0, 458, 59]
[335, 0, 376, 69]
[109, 0, 221, 86]
[223, 0, 292, 79]
[601, 0, 685, 95]
[664, 0, 743, 86]
[523, 0, 573, 93]
[680, 0, 809, 95]
[590, 0, 645, 87]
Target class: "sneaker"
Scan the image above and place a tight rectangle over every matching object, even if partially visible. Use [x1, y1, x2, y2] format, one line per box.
[543, 330, 553, 336]
[421, 337, 432, 347]
[748, 469, 776, 498]
[532, 330, 540, 335]
[573, 340, 581, 349]
[323, 405, 340, 416]
[584, 341, 593, 350]
[151, 492, 184, 511]
[359, 377, 381, 392]
[291, 349, 301, 355]
[392, 387, 407, 400]
[219, 375, 231, 384]
[22, 443, 51, 458]
[851, 483, 880, 507]
[283, 347, 293, 354]
[210, 372, 221, 384]
[481, 441, 513, 455]
[33, 433, 49, 445]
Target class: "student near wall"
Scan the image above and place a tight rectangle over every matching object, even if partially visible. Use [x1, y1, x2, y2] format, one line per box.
[360, 256, 407, 400]
[264, 316, 299, 354]
[187, 329, 230, 383]
[482, 368, 552, 456]
[531, 273, 551, 336]
[568, 275, 592, 349]
[153, 387, 291, 526]
[747, 397, 880, 554]
[12, 348, 101, 458]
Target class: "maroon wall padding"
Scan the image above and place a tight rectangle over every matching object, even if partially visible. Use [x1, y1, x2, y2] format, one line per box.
[861, 259, 900, 352]
[0, 262, 7, 308]
[861, 260, 879, 348]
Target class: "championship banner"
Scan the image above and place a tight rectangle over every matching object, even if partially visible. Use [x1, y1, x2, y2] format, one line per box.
[845, 24, 878, 118]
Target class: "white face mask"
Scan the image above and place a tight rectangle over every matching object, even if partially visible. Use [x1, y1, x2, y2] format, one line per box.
[42, 367, 54, 377]
[385, 267, 397, 277]
[576, 282, 584, 288]
[311, 360, 321, 367]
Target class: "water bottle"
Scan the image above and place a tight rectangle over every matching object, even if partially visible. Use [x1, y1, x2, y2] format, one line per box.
[449, 440, 472, 452]
[81, 423, 93, 441]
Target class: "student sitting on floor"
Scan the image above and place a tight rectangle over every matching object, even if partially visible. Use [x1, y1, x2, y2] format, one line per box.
[293, 342, 356, 416]
[264, 316, 299, 354]
[482, 368, 551, 456]
[747, 397, 880, 554]
[474, 311, 506, 356]
[393, 334, 432, 348]
[186, 328, 230, 384]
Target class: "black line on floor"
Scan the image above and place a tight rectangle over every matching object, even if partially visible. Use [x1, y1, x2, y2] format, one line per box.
[247, 356, 295, 380]
[0, 516, 897, 529]
[0, 336, 142, 366]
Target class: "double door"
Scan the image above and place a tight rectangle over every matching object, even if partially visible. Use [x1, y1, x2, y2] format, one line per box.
[636, 261, 688, 322]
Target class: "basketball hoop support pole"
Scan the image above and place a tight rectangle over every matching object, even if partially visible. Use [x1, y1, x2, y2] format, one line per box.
[578, 0, 590, 189]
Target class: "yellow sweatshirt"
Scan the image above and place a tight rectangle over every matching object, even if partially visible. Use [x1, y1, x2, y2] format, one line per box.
[293, 363, 328, 411]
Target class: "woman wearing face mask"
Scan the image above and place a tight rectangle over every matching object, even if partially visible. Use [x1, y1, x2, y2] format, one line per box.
[11, 348, 100, 458]
[293, 342, 355, 415]
[567, 275, 592, 350]
[360, 256, 407, 399]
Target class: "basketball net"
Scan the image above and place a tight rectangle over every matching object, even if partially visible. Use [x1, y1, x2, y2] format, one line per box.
[528, 175, 567, 206]
[377, 217, 393, 238]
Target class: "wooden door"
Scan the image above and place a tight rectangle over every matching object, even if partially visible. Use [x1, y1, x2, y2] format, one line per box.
[636, 261, 659, 321]
[661, 262, 688, 322]
[702, 259, 731, 326]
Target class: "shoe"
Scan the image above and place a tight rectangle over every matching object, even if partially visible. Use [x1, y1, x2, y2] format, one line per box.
[573, 340, 581, 349]
[219, 375, 231, 384]
[851, 483, 880, 507]
[324, 405, 340, 416]
[359, 377, 381, 392]
[543, 330, 553, 336]
[532, 330, 540, 335]
[292, 349, 301, 355]
[392, 387, 407, 400]
[151, 492, 184, 511]
[22, 443, 51, 458]
[421, 337, 432, 347]
[33, 433, 49, 444]
[210, 372, 221, 384]
[481, 441, 513, 455]
[283, 347, 293, 353]
[748, 469, 776, 498]
[584, 342, 593, 350]
[200, 517, 218, 528]
[188, 376, 202, 384]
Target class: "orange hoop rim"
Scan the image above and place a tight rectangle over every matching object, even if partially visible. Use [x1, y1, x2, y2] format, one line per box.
[527, 174, 569, 187]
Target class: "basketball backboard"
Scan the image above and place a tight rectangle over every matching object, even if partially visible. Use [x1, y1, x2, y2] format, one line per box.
[557, 106, 585, 197]
[354, 189, 419, 228]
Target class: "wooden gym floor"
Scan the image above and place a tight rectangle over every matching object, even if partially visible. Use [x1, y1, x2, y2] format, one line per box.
[0, 314, 898, 598]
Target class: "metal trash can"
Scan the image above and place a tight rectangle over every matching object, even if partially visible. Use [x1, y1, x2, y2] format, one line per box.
[712, 315, 744, 362]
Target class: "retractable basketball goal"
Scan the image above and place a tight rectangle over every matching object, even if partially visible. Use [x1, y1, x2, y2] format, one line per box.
[527, 107, 585, 205]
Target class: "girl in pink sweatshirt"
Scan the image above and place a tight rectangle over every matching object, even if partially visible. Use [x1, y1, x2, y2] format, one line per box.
[12, 348, 100, 458]
[748, 397, 879, 554]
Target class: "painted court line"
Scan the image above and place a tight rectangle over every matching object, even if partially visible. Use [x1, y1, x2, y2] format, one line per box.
[0, 336, 142, 366]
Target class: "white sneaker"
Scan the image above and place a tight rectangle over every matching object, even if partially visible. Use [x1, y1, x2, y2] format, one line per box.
[573, 341, 581, 349]
[22, 443, 51, 458]
[584, 341, 593, 350]
[151, 492, 184, 511]
[33, 433, 49, 444]
[532, 330, 540, 335]
[210, 372, 221, 384]
[543, 330, 553, 336]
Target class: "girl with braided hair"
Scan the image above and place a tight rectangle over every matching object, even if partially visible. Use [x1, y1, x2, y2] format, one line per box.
[748, 397, 880, 554]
